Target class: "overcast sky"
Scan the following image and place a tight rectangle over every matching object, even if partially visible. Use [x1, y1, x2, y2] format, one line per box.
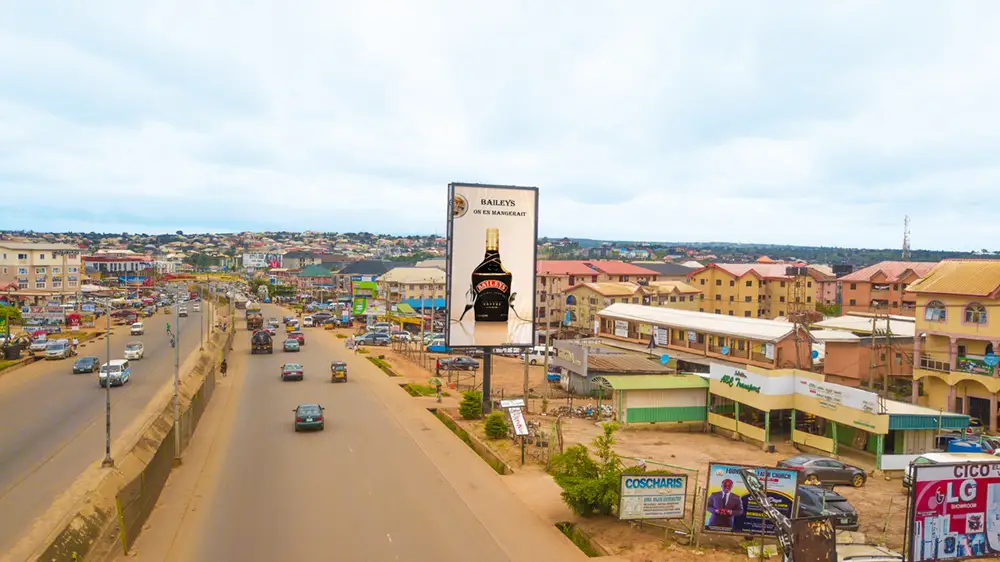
[1, 1, 997, 250]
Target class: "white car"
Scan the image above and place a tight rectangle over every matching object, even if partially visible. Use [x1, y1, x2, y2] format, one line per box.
[130, 322, 145, 336]
[193, 303, 201, 312]
[178, 307, 189, 317]
[124, 341, 145, 360]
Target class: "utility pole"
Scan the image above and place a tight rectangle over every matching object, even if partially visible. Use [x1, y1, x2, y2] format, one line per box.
[101, 300, 113, 468]
[523, 347, 530, 413]
[173, 292, 182, 465]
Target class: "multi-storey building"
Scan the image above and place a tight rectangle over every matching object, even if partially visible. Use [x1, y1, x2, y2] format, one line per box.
[83, 254, 155, 284]
[379, 267, 446, 303]
[686, 263, 825, 319]
[838, 261, 937, 316]
[907, 259, 1000, 432]
[0, 242, 83, 300]
[563, 281, 701, 333]
[536, 260, 660, 329]
[282, 251, 328, 270]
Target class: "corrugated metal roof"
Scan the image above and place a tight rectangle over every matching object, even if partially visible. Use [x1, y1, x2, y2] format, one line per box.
[839, 261, 938, 283]
[379, 266, 445, 284]
[598, 374, 709, 390]
[904, 259, 1000, 296]
[812, 315, 916, 337]
[597, 303, 799, 342]
[885, 400, 970, 430]
[810, 330, 861, 342]
[587, 353, 675, 373]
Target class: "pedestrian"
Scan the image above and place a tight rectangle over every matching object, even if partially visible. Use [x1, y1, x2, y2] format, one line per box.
[435, 379, 443, 403]
[71, 337, 79, 354]
[220, 359, 228, 377]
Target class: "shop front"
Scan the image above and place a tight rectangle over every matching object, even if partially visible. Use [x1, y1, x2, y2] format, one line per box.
[594, 374, 709, 425]
[708, 363, 796, 448]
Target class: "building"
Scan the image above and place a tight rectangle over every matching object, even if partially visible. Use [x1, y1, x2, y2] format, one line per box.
[282, 251, 327, 270]
[629, 262, 696, 281]
[563, 281, 701, 333]
[906, 259, 1000, 432]
[414, 258, 447, 269]
[838, 261, 938, 316]
[686, 263, 826, 319]
[378, 267, 446, 303]
[596, 303, 815, 371]
[83, 254, 155, 284]
[536, 260, 661, 331]
[814, 328, 916, 389]
[0, 242, 83, 300]
[296, 264, 336, 293]
[332, 260, 397, 294]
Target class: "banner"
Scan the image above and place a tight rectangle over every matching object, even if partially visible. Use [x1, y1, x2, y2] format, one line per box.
[702, 463, 798, 536]
[910, 461, 1000, 561]
[619, 473, 688, 521]
[444, 183, 538, 348]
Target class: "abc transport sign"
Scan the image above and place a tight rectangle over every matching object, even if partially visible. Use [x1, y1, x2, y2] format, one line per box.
[910, 461, 1000, 561]
[619, 474, 688, 520]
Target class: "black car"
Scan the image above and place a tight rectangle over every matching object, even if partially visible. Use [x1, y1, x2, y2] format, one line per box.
[439, 356, 480, 370]
[777, 454, 867, 487]
[795, 485, 859, 531]
[73, 356, 100, 373]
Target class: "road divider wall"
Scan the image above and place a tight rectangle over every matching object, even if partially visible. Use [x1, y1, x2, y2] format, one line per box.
[19, 328, 234, 562]
[431, 408, 513, 475]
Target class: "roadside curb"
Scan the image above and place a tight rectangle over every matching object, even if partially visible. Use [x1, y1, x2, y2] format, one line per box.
[0, 356, 39, 377]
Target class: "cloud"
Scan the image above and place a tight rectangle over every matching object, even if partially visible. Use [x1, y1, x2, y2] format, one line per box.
[1, 0, 999, 251]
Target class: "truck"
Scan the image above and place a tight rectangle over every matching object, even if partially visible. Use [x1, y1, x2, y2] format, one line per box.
[234, 296, 248, 310]
[247, 313, 264, 331]
[250, 330, 273, 354]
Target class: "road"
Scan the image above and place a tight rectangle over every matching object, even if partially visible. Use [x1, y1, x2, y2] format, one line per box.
[131, 304, 587, 561]
[0, 304, 209, 554]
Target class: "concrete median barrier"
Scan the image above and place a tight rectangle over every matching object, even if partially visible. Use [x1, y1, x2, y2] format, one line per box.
[6, 329, 234, 562]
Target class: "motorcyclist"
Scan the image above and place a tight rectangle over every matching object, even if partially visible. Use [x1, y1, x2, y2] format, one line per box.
[220, 359, 228, 377]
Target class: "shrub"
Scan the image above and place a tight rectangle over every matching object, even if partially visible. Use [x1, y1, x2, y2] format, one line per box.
[367, 357, 398, 376]
[358, 348, 369, 354]
[549, 422, 622, 516]
[336, 334, 347, 339]
[484, 411, 509, 439]
[459, 391, 483, 420]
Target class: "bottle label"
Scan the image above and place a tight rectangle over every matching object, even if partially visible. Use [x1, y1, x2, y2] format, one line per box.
[476, 279, 509, 293]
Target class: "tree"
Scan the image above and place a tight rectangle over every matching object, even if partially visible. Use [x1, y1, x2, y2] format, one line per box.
[459, 391, 483, 420]
[0, 305, 22, 324]
[484, 411, 509, 439]
[549, 422, 622, 516]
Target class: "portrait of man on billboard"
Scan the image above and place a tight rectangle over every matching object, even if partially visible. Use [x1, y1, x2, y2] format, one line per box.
[706, 478, 744, 530]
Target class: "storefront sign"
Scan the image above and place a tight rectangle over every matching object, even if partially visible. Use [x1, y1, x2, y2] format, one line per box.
[720, 372, 762, 394]
[507, 406, 529, 436]
[638, 323, 652, 335]
[910, 461, 1000, 561]
[614, 320, 629, 338]
[765, 343, 775, 360]
[703, 463, 798, 537]
[687, 330, 696, 342]
[619, 473, 688, 521]
[957, 356, 993, 376]
[654, 326, 668, 346]
[795, 378, 880, 414]
[710, 364, 794, 396]
[556, 348, 581, 367]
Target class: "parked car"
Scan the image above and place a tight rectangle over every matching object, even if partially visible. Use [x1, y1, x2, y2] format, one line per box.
[392, 332, 412, 342]
[835, 544, 903, 562]
[44, 340, 73, 360]
[439, 356, 480, 371]
[130, 322, 145, 336]
[795, 485, 859, 530]
[283, 338, 301, 352]
[293, 403, 325, 431]
[29, 338, 50, 353]
[776, 454, 867, 487]
[281, 363, 304, 381]
[289, 331, 305, 345]
[73, 356, 100, 373]
[124, 341, 145, 360]
[357, 333, 390, 346]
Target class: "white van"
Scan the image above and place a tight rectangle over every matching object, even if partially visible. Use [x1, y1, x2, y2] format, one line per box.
[521, 346, 557, 365]
[99, 359, 131, 387]
[130, 322, 144, 335]
[303, 316, 314, 328]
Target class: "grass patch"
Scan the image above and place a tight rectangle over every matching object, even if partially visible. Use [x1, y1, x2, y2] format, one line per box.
[556, 522, 602, 557]
[336, 334, 347, 339]
[431, 409, 509, 475]
[402, 383, 450, 397]
[367, 356, 399, 376]
[357, 348, 370, 354]
[0, 359, 20, 371]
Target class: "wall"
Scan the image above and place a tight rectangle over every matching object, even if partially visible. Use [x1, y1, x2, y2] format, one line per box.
[689, 268, 761, 318]
[915, 293, 1000, 340]
[708, 364, 797, 411]
[792, 429, 836, 454]
[824, 339, 915, 385]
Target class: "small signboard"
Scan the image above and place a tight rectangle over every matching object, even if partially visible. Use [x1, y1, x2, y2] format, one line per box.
[508, 407, 529, 436]
[619, 473, 688, 521]
[500, 398, 526, 408]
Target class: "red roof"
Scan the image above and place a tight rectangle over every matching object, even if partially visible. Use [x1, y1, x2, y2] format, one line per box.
[690, 263, 819, 280]
[537, 260, 600, 276]
[839, 261, 938, 283]
[536, 260, 660, 277]
[585, 260, 661, 276]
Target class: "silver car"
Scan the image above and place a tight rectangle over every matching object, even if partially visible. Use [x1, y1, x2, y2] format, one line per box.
[44, 341, 73, 360]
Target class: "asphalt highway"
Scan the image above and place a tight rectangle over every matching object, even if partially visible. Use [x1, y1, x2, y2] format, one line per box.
[0, 305, 208, 553]
[133, 304, 587, 561]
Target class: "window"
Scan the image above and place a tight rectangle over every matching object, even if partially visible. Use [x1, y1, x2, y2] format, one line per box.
[744, 311, 751, 317]
[35, 267, 45, 274]
[849, 299, 857, 306]
[670, 296, 677, 302]
[17, 267, 26, 275]
[780, 281, 786, 287]
[728, 311, 734, 316]
[53, 267, 61, 274]
[18, 281, 27, 289]
[778, 311, 785, 316]
[807, 296, 812, 303]
[35, 281, 45, 289]
[924, 301, 946, 321]
[850, 283, 857, 290]
[714, 309, 721, 314]
[729, 295, 734, 301]
[39, 254, 45, 259]
[779, 296, 785, 302]
[891, 301, 898, 308]
[965, 303, 988, 324]
[746, 280, 752, 287]
[729, 280, 735, 287]
[591, 275, 597, 282]
[715, 295, 721, 301]
[807, 281, 812, 288]
[699, 308, 704, 312]
[630, 297, 638, 304]
[17, 253, 27, 260]
[700, 294, 705, 301]
[745, 296, 752, 302]
[700, 279, 705, 285]
[715, 279, 721, 286]
[52, 279, 62, 289]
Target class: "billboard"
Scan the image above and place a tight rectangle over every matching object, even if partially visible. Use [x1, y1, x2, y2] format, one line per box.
[243, 252, 283, 269]
[445, 183, 538, 348]
[910, 461, 1000, 561]
[702, 463, 798, 536]
[619, 473, 688, 521]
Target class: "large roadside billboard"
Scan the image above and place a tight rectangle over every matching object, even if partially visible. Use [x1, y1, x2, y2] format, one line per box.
[702, 463, 798, 537]
[444, 183, 538, 349]
[909, 461, 1000, 561]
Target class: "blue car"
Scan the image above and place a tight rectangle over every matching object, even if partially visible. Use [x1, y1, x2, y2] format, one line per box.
[283, 338, 300, 352]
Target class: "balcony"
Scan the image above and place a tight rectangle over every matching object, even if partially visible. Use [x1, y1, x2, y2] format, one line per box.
[919, 353, 951, 373]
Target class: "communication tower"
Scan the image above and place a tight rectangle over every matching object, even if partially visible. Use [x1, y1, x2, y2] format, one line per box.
[902, 215, 911, 260]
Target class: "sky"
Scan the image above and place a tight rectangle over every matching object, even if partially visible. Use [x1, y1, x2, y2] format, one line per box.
[1, 1, 999, 251]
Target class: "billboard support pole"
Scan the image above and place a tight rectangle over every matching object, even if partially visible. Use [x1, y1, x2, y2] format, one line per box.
[482, 348, 493, 414]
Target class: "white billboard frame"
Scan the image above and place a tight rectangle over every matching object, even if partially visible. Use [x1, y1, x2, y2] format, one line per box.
[619, 473, 689, 521]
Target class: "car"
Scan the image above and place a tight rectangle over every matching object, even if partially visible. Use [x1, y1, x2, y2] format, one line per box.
[29, 338, 50, 353]
[178, 307, 189, 317]
[99, 359, 131, 387]
[73, 356, 100, 373]
[44, 340, 73, 360]
[130, 322, 145, 336]
[795, 485, 859, 530]
[293, 404, 325, 432]
[289, 331, 305, 345]
[193, 303, 201, 312]
[834, 544, 903, 562]
[392, 332, 412, 342]
[124, 341, 145, 360]
[357, 333, 391, 346]
[283, 338, 301, 352]
[331, 360, 348, 382]
[282, 316, 294, 325]
[281, 363, 304, 381]
[439, 356, 480, 370]
[776, 454, 867, 487]
[265, 325, 277, 336]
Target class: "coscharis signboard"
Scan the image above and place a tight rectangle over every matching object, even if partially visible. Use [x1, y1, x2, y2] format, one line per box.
[703, 463, 798, 537]
[619, 473, 688, 520]
[910, 461, 1000, 561]
[444, 183, 538, 349]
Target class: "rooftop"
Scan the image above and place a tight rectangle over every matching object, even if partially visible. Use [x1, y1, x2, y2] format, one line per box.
[810, 330, 861, 343]
[337, 260, 397, 276]
[904, 259, 1000, 297]
[586, 353, 675, 374]
[629, 262, 696, 276]
[691, 263, 824, 280]
[597, 374, 709, 391]
[536, 260, 661, 277]
[811, 315, 916, 338]
[598, 303, 802, 342]
[0, 242, 81, 251]
[884, 399, 969, 418]
[380, 266, 445, 284]
[839, 261, 938, 283]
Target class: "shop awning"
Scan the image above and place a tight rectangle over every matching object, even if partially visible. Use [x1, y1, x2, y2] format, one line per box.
[885, 400, 970, 431]
[596, 374, 709, 391]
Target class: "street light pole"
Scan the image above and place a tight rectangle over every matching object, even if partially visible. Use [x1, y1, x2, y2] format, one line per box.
[101, 300, 113, 467]
[173, 292, 181, 464]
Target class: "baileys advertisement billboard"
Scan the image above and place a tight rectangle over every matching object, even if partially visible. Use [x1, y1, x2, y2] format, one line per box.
[445, 183, 538, 349]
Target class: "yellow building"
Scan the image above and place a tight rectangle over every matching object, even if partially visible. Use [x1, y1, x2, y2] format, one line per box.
[907, 259, 1000, 432]
[687, 263, 824, 319]
[378, 267, 446, 303]
[563, 281, 701, 333]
